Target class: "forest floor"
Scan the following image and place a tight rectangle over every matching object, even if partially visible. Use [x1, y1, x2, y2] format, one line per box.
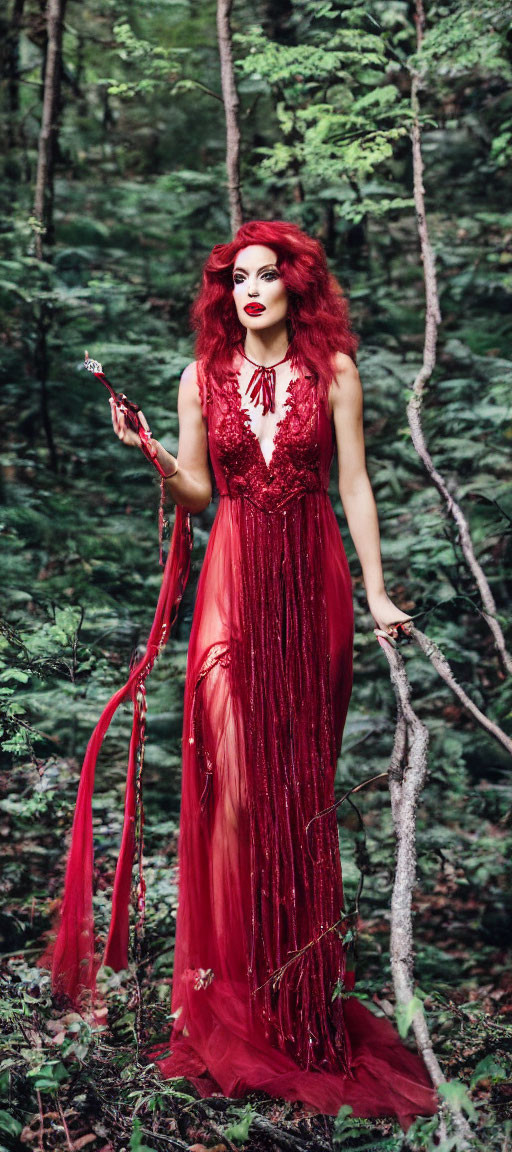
[1, 751, 511, 1152]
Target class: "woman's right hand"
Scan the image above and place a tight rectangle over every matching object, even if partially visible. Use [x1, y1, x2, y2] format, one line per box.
[109, 397, 152, 450]
[110, 396, 179, 480]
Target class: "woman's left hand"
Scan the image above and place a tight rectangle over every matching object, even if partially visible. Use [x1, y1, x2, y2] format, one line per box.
[367, 591, 413, 639]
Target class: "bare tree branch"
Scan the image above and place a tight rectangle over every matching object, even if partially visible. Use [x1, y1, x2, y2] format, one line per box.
[216, 0, 243, 235]
[376, 632, 472, 1145]
[411, 626, 512, 756]
[408, 0, 512, 676]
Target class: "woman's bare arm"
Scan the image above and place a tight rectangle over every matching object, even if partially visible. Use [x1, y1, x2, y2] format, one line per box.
[112, 360, 212, 514]
[330, 352, 412, 635]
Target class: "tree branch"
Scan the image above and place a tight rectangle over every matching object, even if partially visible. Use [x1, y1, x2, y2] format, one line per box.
[408, 0, 512, 676]
[376, 631, 472, 1145]
[411, 625, 512, 756]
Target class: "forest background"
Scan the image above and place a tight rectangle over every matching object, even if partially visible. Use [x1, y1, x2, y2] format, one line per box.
[0, 1, 511, 1150]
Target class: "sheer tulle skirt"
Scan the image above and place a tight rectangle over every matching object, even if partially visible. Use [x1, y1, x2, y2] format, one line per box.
[152, 493, 437, 1129]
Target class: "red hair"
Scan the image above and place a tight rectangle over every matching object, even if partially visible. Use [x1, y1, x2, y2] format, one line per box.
[191, 220, 358, 404]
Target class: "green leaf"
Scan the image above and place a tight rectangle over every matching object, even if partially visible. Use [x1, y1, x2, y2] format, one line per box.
[470, 1055, 509, 1087]
[333, 1104, 360, 1143]
[129, 1118, 157, 1152]
[26, 1061, 70, 1093]
[223, 1104, 259, 1144]
[438, 1080, 477, 1121]
[0, 668, 30, 684]
[0, 1112, 22, 1138]
[395, 996, 424, 1038]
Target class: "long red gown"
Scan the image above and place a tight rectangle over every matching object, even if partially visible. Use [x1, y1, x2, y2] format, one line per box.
[151, 354, 437, 1129]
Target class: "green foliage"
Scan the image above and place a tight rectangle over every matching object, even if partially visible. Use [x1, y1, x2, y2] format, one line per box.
[332, 1104, 365, 1144]
[222, 1103, 259, 1144]
[129, 1117, 158, 1152]
[470, 1055, 509, 1088]
[395, 994, 425, 1039]
[235, 7, 415, 219]
[438, 1079, 478, 1121]
[411, 1, 512, 83]
[0, 1111, 22, 1140]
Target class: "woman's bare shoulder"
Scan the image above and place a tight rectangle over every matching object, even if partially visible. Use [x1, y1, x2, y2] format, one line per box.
[329, 352, 362, 415]
[178, 360, 201, 406]
[332, 351, 360, 380]
[178, 359, 212, 424]
[179, 359, 198, 388]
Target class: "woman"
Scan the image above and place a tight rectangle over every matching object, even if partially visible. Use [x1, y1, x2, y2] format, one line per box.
[43, 220, 437, 1128]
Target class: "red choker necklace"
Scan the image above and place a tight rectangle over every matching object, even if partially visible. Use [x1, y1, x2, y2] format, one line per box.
[237, 344, 292, 415]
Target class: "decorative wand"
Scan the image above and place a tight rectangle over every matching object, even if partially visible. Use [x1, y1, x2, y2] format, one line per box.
[83, 350, 173, 565]
[83, 349, 170, 477]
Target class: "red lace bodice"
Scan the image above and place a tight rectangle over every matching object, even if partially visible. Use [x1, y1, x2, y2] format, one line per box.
[203, 365, 335, 512]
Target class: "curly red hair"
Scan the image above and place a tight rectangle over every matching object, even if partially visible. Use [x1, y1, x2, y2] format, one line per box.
[191, 220, 358, 404]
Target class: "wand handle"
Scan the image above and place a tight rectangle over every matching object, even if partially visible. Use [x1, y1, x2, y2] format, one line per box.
[84, 352, 171, 478]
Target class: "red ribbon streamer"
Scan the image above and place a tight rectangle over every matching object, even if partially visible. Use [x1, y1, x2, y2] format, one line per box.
[38, 504, 192, 1004]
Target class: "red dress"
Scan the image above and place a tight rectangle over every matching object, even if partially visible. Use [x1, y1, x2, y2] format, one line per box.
[152, 356, 437, 1128]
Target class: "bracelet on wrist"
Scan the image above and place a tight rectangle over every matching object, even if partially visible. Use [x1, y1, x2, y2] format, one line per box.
[138, 427, 178, 480]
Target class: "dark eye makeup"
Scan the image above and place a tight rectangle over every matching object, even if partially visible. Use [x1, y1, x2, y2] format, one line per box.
[233, 268, 280, 284]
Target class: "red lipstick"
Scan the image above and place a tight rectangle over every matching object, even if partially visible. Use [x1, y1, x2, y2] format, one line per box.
[244, 303, 266, 316]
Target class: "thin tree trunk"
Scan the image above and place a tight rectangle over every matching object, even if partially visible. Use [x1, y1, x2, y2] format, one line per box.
[377, 633, 473, 1145]
[216, 0, 243, 235]
[33, 0, 66, 472]
[33, 0, 67, 258]
[408, 0, 512, 675]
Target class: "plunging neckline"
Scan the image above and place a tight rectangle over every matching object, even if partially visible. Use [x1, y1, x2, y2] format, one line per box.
[233, 368, 299, 474]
